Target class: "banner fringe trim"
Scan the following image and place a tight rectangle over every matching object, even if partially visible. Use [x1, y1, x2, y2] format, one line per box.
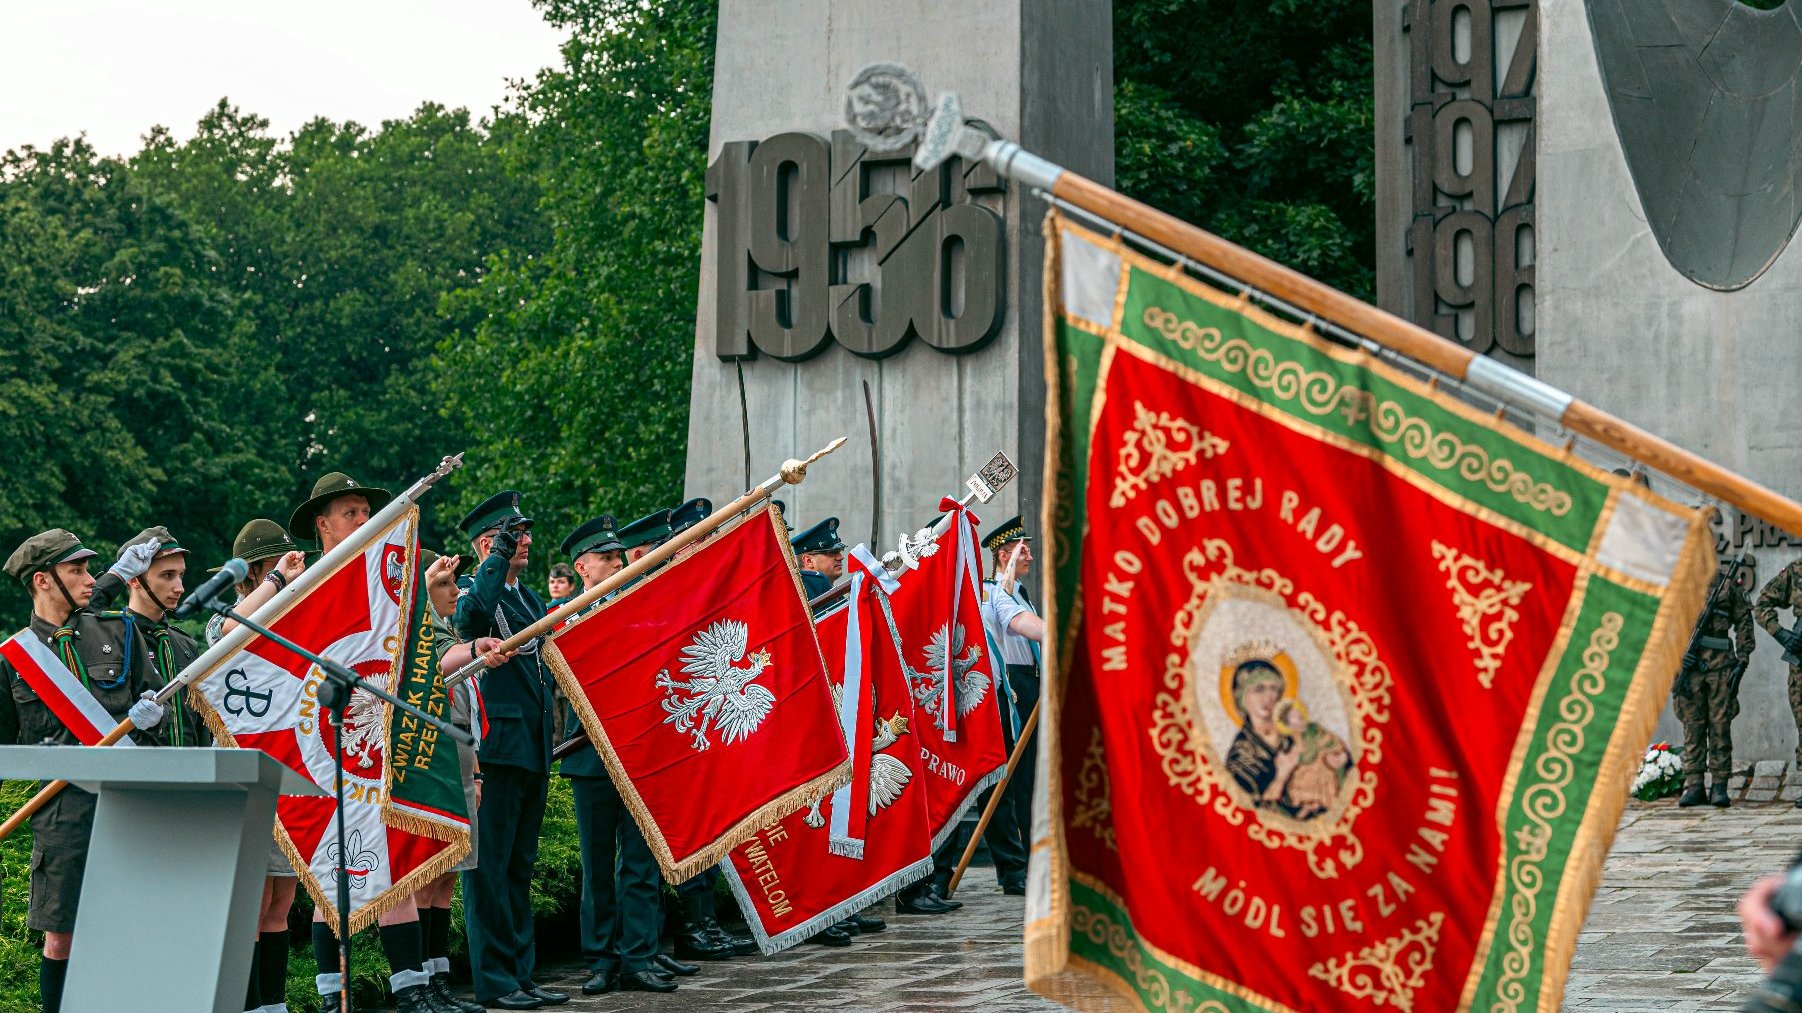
[720, 851, 934, 956]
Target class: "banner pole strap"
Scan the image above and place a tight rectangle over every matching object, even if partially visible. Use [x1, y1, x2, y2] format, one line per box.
[973, 137, 1802, 534]
[449, 437, 848, 690]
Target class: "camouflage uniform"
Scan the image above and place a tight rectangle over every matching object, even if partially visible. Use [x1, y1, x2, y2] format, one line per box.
[1676, 565, 1754, 788]
[1757, 558, 1802, 764]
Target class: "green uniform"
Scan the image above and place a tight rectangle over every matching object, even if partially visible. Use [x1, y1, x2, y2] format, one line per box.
[1675, 568, 1753, 787]
[1755, 559, 1802, 764]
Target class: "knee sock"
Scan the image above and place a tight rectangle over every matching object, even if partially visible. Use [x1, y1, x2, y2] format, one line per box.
[259, 929, 290, 1008]
[40, 956, 68, 1013]
[379, 920, 430, 991]
[312, 920, 337, 975]
[424, 907, 452, 970]
[244, 938, 263, 1011]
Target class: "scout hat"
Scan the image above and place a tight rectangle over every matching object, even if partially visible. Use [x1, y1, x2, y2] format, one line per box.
[123, 525, 187, 558]
[4, 529, 98, 583]
[459, 490, 533, 538]
[561, 515, 624, 560]
[288, 472, 392, 541]
[618, 509, 672, 551]
[791, 517, 846, 555]
[981, 515, 1031, 552]
[214, 519, 296, 573]
[669, 498, 713, 536]
[419, 548, 474, 576]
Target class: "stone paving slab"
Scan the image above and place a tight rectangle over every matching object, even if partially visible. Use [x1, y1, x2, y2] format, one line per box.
[520, 796, 1798, 1010]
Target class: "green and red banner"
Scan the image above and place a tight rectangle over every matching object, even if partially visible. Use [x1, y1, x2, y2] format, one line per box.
[1025, 213, 1714, 1013]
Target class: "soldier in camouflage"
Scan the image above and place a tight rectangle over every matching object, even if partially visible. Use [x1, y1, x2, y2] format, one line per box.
[1755, 554, 1802, 804]
[1676, 554, 1755, 808]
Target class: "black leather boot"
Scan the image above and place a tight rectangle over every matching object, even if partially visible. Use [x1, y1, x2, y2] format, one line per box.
[1677, 783, 1706, 807]
[1711, 781, 1731, 807]
[654, 952, 699, 977]
[393, 984, 437, 1013]
[675, 893, 735, 960]
[429, 974, 484, 1013]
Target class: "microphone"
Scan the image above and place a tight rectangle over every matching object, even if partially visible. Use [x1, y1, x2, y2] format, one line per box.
[175, 558, 250, 619]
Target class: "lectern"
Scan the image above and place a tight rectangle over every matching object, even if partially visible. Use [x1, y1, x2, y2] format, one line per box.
[0, 746, 321, 1013]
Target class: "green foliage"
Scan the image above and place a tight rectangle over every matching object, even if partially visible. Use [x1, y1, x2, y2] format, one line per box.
[436, 0, 717, 565]
[0, 783, 38, 1013]
[1114, 0, 1376, 298]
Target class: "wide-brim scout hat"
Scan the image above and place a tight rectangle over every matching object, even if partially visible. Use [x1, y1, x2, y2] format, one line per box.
[669, 497, 713, 536]
[459, 490, 533, 538]
[791, 517, 846, 555]
[212, 518, 297, 573]
[288, 472, 393, 541]
[562, 515, 624, 560]
[619, 509, 672, 551]
[4, 529, 98, 583]
[981, 515, 1031, 552]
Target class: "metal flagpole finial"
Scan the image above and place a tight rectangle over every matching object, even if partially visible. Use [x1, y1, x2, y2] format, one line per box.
[428, 453, 465, 483]
[781, 437, 848, 485]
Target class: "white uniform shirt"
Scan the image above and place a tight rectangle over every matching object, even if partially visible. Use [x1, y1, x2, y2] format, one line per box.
[982, 579, 1040, 668]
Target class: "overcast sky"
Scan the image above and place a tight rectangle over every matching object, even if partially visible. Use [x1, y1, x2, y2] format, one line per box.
[1, 0, 566, 157]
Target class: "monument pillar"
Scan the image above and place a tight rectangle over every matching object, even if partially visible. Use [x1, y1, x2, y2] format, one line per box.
[685, 0, 1114, 555]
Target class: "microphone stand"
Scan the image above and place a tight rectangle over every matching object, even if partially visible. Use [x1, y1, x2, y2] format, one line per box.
[190, 592, 473, 1013]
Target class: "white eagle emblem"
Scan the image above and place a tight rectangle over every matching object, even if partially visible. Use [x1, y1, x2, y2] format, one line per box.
[803, 682, 914, 827]
[910, 622, 987, 729]
[656, 619, 776, 750]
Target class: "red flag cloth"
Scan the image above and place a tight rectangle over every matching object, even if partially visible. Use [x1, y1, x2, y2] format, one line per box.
[721, 567, 934, 952]
[885, 506, 1010, 847]
[547, 505, 851, 881]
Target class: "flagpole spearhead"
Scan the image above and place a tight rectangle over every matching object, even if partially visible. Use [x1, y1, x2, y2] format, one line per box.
[781, 437, 848, 485]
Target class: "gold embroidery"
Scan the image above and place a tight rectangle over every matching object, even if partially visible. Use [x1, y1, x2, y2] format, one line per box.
[1071, 727, 1117, 852]
[1147, 538, 1393, 879]
[1490, 613, 1622, 1013]
[1072, 902, 1231, 1013]
[1308, 912, 1446, 1012]
[1432, 541, 1533, 689]
[1111, 399, 1229, 507]
[1139, 305, 1573, 517]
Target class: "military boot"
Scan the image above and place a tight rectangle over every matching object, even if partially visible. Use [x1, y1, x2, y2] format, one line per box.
[1711, 781, 1731, 808]
[429, 974, 484, 1013]
[674, 893, 734, 961]
[316, 993, 351, 1013]
[393, 984, 440, 1013]
[1677, 783, 1706, 807]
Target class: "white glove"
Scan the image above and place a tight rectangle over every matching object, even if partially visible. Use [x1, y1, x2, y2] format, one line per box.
[128, 691, 164, 730]
[109, 540, 160, 582]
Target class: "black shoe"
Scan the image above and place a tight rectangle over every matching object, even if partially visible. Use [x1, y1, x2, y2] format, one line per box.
[654, 952, 699, 977]
[928, 885, 964, 911]
[850, 911, 887, 933]
[524, 987, 567, 1006]
[581, 971, 618, 995]
[896, 893, 951, 915]
[1001, 882, 1027, 896]
[622, 969, 678, 993]
[1712, 782, 1732, 808]
[396, 985, 439, 1013]
[415, 982, 466, 1013]
[1677, 785, 1706, 807]
[649, 967, 675, 981]
[809, 926, 854, 946]
[707, 922, 758, 956]
[836, 917, 862, 936]
[316, 994, 351, 1013]
[483, 991, 543, 1010]
[430, 974, 485, 1013]
[677, 892, 737, 960]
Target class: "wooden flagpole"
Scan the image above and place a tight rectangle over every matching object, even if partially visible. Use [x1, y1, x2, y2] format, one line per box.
[454, 437, 848, 692]
[946, 700, 1040, 896]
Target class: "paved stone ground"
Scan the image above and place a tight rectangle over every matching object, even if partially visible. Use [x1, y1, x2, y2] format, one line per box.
[523, 772, 1802, 1011]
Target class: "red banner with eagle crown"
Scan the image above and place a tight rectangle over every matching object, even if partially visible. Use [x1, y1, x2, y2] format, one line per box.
[190, 506, 468, 933]
[546, 503, 851, 882]
[1025, 212, 1715, 1012]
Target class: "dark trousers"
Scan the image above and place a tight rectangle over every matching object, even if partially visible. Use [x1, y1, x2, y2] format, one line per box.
[464, 763, 548, 1001]
[572, 776, 661, 974]
[993, 668, 1039, 886]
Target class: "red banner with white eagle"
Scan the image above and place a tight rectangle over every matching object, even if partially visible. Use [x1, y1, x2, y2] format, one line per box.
[190, 506, 468, 933]
[721, 561, 935, 952]
[886, 505, 1010, 847]
[545, 504, 851, 882]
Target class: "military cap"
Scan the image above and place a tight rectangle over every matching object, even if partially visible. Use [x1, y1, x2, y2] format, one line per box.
[981, 515, 1031, 551]
[459, 490, 533, 538]
[123, 525, 188, 558]
[791, 517, 846, 555]
[771, 498, 793, 533]
[288, 472, 393, 541]
[561, 515, 624, 560]
[669, 498, 713, 536]
[618, 509, 672, 551]
[4, 529, 98, 583]
[419, 547, 474, 576]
